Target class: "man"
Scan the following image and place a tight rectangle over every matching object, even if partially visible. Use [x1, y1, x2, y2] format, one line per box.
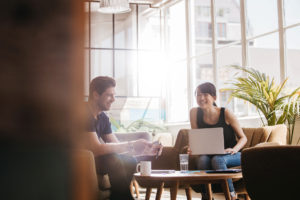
[85, 76, 156, 200]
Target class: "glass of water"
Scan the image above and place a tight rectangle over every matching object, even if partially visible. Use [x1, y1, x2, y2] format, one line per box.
[179, 154, 189, 172]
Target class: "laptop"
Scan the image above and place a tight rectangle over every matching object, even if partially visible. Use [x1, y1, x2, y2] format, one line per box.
[188, 128, 227, 155]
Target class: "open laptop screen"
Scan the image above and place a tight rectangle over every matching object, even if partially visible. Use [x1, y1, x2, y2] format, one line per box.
[189, 128, 226, 155]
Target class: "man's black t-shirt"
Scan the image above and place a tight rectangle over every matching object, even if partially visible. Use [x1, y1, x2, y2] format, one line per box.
[86, 104, 112, 143]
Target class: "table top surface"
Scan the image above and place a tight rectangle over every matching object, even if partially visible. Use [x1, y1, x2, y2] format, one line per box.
[134, 170, 243, 181]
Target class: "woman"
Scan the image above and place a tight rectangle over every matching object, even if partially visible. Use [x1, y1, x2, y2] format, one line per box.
[189, 82, 247, 200]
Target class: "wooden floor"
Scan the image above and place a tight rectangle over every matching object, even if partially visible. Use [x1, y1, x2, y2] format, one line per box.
[136, 187, 228, 200]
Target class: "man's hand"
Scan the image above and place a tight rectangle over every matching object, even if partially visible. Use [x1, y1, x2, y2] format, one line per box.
[132, 139, 152, 155]
[132, 140, 163, 157]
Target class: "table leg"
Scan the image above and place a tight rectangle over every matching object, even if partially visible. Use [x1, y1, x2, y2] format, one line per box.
[185, 186, 192, 200]
[205, 183, 213, 200]
[146, 188, 152, 200]
[170, 181, 179, 200]
[133, 179, 140, 198]
[220, 179, 231, 200]
[155, 182, 164, 200]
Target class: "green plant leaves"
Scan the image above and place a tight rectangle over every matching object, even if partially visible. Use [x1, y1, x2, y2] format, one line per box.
[226, 65, 300, 144]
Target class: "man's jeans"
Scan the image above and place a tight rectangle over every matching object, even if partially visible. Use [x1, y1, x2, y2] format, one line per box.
[192, 152, 241, 194]
[95, 153, 137, 200]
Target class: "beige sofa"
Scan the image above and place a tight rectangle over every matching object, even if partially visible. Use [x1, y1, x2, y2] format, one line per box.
[151, 124, 287, 199]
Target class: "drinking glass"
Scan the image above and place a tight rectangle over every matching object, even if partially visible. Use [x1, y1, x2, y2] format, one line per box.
[179, 154, 189, 172]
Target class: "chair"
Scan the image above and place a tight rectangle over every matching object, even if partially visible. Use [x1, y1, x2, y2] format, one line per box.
[241, 145, 300, 200]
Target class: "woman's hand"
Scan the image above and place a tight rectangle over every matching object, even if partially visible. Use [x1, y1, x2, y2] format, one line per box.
[225, 148, 237, 155]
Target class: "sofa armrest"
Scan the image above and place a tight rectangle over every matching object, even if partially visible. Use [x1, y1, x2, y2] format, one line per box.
[254, 142, 280, 147]
[151, 147, 180, 170]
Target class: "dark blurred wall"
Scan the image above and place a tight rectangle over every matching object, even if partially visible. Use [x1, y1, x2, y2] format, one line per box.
[0, 0, 87, 199]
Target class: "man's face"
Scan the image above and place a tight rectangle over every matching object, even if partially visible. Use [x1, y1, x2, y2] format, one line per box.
[94, 87, 115, 111]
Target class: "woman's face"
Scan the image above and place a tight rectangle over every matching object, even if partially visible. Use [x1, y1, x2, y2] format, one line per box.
[196, 88, 216, 109]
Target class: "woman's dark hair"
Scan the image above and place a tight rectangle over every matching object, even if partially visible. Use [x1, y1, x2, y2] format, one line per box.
[88, 76, 116, 101]
[195, 82, 217, 106]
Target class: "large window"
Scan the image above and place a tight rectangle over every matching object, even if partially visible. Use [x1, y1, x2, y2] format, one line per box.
[85, 2, 163, 126]
[85, 0, 300, 124]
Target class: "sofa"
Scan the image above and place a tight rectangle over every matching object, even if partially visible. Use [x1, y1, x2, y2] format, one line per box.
[151, 124, 287, 199]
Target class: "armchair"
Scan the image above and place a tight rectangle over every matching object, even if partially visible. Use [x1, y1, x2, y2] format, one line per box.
[241, 145, 300, 200]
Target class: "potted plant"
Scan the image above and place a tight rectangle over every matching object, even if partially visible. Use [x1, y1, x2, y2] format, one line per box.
[226, 65, 300, 144]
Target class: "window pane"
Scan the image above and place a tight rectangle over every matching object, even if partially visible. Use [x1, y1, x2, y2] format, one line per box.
[91, 50, 113, 79]
[248, 33, 280, 82]
[284, 0, 300, 26]
[114, 50, 138, 96]
[138, 51, 164, 96]
[191, 0, 212, 56]
[246, 0, 278, 37]
[165, 0, 187, 61]
[215, 0, 241, 45]
[115, 5, 137, 49]
[217, 45, 242, 86]
[217, 45, 245, 115]
[90, 3, 113, 48]
[286, 26, 300, 89]
[191, 53, 214, 107]
[167, 61, 188, 122]
[138, 5, 161, 50]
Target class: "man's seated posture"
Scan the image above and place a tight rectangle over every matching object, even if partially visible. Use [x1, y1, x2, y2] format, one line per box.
[85, 76, 159, 200]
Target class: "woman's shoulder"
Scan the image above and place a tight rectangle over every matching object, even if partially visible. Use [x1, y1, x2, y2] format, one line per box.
[223, 107, 237, 122]
[190, 107, 199, 113]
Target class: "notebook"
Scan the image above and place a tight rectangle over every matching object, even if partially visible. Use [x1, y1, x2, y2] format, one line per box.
[151, 170, 176, 174]
[206, 169, 242, 173]
[188, 128, 227, 155]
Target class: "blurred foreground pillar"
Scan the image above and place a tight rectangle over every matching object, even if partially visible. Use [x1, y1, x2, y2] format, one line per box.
[0, 0, 94, 199]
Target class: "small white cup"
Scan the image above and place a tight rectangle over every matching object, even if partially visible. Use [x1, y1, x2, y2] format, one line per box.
[136, 161, 151, 176]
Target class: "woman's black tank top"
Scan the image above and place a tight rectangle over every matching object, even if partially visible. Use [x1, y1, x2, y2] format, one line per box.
[196, 107, 237, 149]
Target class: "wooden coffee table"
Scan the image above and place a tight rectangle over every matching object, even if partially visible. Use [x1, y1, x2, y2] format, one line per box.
[134, 171, 243, 200]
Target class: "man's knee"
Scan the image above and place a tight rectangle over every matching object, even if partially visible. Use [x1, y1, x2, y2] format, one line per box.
[95, 153, 123, 174]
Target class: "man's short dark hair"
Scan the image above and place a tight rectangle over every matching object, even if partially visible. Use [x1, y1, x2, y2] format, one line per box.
[89, 76, 116, 100]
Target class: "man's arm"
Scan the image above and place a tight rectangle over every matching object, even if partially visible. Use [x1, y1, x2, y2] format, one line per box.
[84, 132, 130, 156]
[103, 133, 119, 143]
[84, 132, 152, 157]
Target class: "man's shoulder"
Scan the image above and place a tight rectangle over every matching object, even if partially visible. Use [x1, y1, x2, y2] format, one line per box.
[98, 112, 109, 120]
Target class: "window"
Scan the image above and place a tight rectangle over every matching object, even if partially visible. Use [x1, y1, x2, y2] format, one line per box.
[85, 2, 163, 125]
[286, 27, 300, 89]
[248, 33, 280, 81]
[85, 0, 300, 124]
[196, 22, 212, 38]
[164, 0, 188, 122]
[246, 0, 278, 37]
[284, 0, 300, 26]
[217, 23, 226, 38]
